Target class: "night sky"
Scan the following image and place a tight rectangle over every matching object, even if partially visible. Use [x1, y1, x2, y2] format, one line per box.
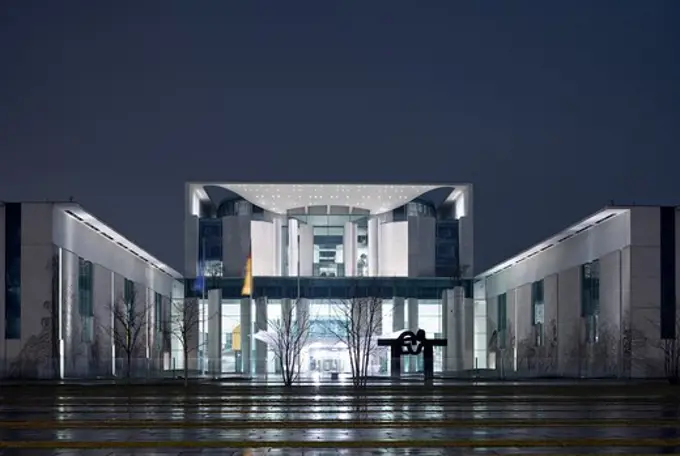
[1, 1, 678, 274]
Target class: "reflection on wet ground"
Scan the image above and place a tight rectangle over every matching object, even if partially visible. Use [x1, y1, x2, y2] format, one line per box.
[0, 383, 680, 455]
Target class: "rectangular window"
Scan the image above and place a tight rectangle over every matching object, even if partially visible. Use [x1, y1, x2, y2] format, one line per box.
[5, 203, 22, 340]
[78, 258, 94, 342]
[581, 260, 600, 342]
[124, 279, 135, 321]
[531, 280, 545, 346]
[154, 292, 163, 333]
[497, 293, 507, 349]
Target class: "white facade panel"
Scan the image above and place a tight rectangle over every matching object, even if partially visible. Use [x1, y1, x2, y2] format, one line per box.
[599, 250, 622, 335]
[515, 284, 532, 343]
[343, 222, 357, 276]
[287, 218, 299, 277]
[368, 217, 379, 276]
[484, 211, 631, 297]
[250, 220, 275, 276]
[299, 223, 314, 276]
[557, 266, 581, 376]
[378, 221, 408, 277]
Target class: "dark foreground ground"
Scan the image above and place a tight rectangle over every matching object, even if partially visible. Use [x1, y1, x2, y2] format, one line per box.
[1, 381, 680, 455]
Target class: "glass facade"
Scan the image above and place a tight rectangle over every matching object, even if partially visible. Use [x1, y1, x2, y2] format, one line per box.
[497, 293, 507, 349]
[189, 297, 449, 376]
[4, 203, 21, 340]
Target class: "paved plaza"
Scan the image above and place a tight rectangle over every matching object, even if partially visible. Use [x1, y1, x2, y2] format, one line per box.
[0, 382, 680, 455]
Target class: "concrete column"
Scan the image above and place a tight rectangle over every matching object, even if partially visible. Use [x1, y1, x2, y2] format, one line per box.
[288, 218, 299, 277]
[255, 296, 268, 376]
[296, 298, 310, 374]
[272, 218, 283, 276]
[240, 297, 252, 376]
[299, 224, 314, 276]
[392, 297, 405, 332]
[343, 222, 357, 276]
[443, 287, 468, 372]
[207, 289, 222, 377]
[368, 217, 379, 276]
[61, 250, 78, 378]
[407, 298, 419, 372]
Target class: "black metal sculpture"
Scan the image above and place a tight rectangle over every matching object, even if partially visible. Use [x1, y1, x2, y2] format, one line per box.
[378, 329, 447, 381]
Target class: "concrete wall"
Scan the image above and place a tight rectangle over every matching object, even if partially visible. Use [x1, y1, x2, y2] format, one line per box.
[221, 216, 252, 277]
[379, 221, 408, 277]
[251, 220, 275, 276]
[407, 216, 436, 277]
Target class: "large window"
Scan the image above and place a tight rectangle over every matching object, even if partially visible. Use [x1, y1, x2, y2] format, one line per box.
[4, 203, 21, 340]
[531, 280, 544, 346]
[198, 218, 223, 274]
[78, 258, 94, 342]
[154, 292, 163, 333]
[581, 260, 600, 343]
[497, 293, 507, 349]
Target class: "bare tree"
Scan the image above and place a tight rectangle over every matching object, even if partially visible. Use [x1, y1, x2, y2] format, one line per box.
[264, 299, 310, 386]
[168, 297, 201, 386]
[106, 287, 148, 378]
[495, 319, 515, 379]
[328, 295, 383, 388]
[642, 316, 680, 384]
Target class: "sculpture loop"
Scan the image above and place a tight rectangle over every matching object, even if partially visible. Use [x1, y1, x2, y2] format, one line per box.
[397, 329, 426, 356]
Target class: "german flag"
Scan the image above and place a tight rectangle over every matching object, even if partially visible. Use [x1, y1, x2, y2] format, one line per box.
[241, 250, 253, 296]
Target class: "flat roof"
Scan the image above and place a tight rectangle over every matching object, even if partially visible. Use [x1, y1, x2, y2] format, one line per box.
[188, 182, 470, 215]
[476, 206, 630, 279]
[56, 203, 183, 280]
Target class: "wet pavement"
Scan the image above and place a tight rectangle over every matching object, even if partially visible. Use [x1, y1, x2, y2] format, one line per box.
[1, 383, 680, 455]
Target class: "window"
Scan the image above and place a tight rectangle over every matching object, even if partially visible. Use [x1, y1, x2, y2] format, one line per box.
[124, 279, 135, 321]
[154, 292, 163, 333]
[497, 293, 507, 349]
[78, 258, 94, 342]
[581, 260, 600, 342]
[531, 280, 545, 346]
[4, 203, 21, 340]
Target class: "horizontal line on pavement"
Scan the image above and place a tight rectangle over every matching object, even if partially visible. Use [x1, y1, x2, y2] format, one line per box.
[2, 438, 680, 449]
[1, 419, 679, 429]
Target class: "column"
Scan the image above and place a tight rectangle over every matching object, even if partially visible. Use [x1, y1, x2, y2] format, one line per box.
[299, 223, 314, 276]
[443, 287, 469, 372]
[296, 298, 310, 375]
[207, 288, 222, 377]
[288, 218, 299, 277]
[343, 221, 357, 276]
[392, 297, 405, 332]
[272, 218, 283, 276]
[368, 217, 379, 276]
[255, 297, 268, 376]
[240, 297, 252, 376]
[407, 298, 419, 372]
[392, 297, 405, 374]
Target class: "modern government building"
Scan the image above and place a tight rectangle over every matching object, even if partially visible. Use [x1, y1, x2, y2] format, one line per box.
[0, 183, 678, 379]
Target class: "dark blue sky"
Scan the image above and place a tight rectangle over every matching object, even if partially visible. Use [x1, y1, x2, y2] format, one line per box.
[1, 1, 678, 274]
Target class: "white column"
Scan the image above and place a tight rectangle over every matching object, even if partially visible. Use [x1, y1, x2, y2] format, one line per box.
[343, 222, 357, 276]
[368, 217, 379, 276]
[299, 223, 314, 276]
[240, 297, 252, 376]
[207, 288, 222, 377]
[296, 298, 310, 375]
[443, 287, 466, 372]
[407, 298, 419, 372]
[272, 218, 283, 276]
[392, 297, 405, 374]
[288, 218, 299, 277]
[255, 297, 268, 376]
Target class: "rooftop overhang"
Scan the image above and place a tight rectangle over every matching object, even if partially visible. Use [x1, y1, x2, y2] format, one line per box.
[188, 182, 470, 215]
[476, 207, 629, 279]
[56, 203, 183, 280]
